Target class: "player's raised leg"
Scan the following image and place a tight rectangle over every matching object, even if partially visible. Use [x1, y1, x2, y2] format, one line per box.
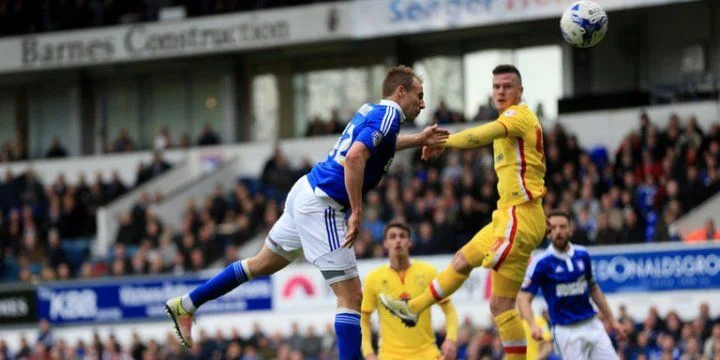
[165, 244, 292, 348]
[166, 176, 306, 349]
[380, 224, 492, 324]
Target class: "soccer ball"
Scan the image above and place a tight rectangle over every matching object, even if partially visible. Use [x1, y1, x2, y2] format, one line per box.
[560, 0, 608, 48]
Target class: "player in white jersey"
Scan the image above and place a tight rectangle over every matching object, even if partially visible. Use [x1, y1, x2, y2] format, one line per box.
[517, 210, 626, 360]
[164, 65, 448, 360]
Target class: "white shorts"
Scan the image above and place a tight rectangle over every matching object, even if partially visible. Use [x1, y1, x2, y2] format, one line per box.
[553, 317, 617, 360]
[266, 176, 358, 283]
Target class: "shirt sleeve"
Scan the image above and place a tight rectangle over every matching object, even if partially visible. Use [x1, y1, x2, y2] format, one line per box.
[361, 273, 377, 313]
[521, 258, 543, 295]
[496, 107, 532, 138]
[584, 253, 597, 286]
[354, 106, 397, 155]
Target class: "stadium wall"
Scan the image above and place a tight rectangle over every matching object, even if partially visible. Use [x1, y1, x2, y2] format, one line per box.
[581, 1, 716, 94]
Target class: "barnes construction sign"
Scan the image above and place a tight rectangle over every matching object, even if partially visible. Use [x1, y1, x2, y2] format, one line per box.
[0, 3, 347, 73]
[21, 21, 290, 68]
[0, 0, 698, 73]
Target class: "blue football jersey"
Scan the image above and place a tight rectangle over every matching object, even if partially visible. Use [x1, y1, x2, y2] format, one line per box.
[521, 244, 597, 326]
[307, 100, 404, 209]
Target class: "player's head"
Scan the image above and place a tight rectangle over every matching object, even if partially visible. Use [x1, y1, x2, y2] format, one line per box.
[547, 210, 572, 251]
[491, 64, 523, 114]
[382, 65, 425, 121]
[383, 221, 412, 259]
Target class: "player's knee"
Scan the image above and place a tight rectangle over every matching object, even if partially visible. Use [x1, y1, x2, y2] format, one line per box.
[248, 248, 289, 276]
[489, 295, 515, 316]
[349, 286, 363, 308]
[451, 251, 473, 274]
[336, 285, 362, 310]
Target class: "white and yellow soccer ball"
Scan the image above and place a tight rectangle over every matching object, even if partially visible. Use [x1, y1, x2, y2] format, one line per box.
[560, 0, 608, 48]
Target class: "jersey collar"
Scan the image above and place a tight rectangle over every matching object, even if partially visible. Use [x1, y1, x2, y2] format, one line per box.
[549, 243, 575, 259]
[379, 99, 407, 123]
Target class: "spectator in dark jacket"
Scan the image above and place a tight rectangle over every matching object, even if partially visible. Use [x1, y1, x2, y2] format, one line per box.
[45, 137, 68, 158]
[198, 124, 221, 146]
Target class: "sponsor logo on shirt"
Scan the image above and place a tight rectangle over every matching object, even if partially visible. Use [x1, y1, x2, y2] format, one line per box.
[556, 278, 588, 297]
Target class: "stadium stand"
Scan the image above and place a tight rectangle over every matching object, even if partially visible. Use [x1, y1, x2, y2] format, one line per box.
[2, 301, 719, 359]
[2, 107, 719, 284]
[0, 0, 344, 37]
[1, 1, 719, 359]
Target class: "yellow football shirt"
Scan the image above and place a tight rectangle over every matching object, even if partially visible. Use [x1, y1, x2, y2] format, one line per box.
[361, 261, 443, 359]
[522, 315, 552, 360]
[494, 104, 547, 209]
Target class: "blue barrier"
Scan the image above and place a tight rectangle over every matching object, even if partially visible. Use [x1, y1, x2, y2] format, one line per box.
[36, 275, 272, 325]
[589, 243, 720, 293]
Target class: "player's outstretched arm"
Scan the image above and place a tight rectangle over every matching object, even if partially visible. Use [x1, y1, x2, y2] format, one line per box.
[444, 121, 507, 149]
[421, 121, 508, 160]
[439, 300, 458, 360]
[589, 284, 626, 340]
[517, 291, 543, 341]
[396, 124, 449, 151]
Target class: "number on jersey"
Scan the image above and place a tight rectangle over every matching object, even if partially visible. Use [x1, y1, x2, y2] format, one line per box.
[330, 123, 356, 165]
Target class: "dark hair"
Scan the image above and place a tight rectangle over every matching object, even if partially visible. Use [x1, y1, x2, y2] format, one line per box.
[492, 64, 522, 84]
[383, 221, 411, 239]
[547, 210, 571, 222]
[382, 65, 422, 97]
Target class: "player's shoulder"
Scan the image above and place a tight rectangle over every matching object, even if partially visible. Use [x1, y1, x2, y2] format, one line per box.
[355, 103, 376, 117]
[367, 102, 401, 127]
[572, 244, 591, 257]
[411, 260, 438, 275]
[503, 104, 538, 122]
[528, 249, 555, 271]
[365, 264, 389, 281]
[368, 102, 397, 118]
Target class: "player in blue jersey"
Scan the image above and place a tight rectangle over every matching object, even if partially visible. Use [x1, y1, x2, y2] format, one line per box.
[164, 65, 448, 360]
[517, 210, 626, 360]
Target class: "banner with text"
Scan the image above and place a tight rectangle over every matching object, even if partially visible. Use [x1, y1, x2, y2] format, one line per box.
[36, 276, 272, 325]
[0, 3, 350, 73]
[590, 243, 720, 293]
[351, 0, 700, 38]
[0, 287, 37, 325]
[0, 0, 701, 73]
[273, 243, 720, 311]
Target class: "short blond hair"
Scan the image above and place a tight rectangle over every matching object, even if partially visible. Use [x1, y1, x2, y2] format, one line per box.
[382, 65, 422, 97]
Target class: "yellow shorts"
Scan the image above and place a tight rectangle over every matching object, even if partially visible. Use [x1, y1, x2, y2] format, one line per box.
[460, 199, 546, 298]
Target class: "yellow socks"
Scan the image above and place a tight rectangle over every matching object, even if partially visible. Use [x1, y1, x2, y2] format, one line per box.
[408, 266, 468, 314]
[494, 309, 527, 359]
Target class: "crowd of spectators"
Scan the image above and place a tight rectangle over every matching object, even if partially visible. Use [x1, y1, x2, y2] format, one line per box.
[0, 0, 343, 37]
[110, 125, 223, 154]
[0, 123, 222, 164]
[3, 108, 720, 283]
[0, 153, 173, 282]
[2, 302, 720, 360]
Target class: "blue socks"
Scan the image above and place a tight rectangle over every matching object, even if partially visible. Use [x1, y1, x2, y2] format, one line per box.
[184, 260, 251, 313]
[335, 309, 362, 360]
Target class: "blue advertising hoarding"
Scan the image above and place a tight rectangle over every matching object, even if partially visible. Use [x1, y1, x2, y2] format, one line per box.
[590, 243, 720, 293]
[37, 276, 271, 325]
